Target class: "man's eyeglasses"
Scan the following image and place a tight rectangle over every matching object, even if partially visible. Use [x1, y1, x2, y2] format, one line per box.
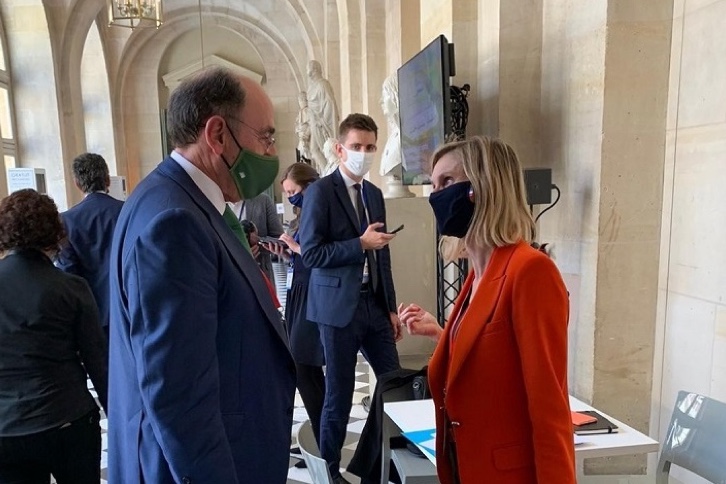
[227, 117, 276, 150]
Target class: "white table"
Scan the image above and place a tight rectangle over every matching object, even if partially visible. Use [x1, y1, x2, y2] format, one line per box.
[383, 396, 660, 467]
[568, 396, 659, 459]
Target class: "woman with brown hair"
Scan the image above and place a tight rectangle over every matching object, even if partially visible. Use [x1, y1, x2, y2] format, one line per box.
[0, 189, 108, 483]
[399, 136, 575, 483]
[263, 162, 326, 448]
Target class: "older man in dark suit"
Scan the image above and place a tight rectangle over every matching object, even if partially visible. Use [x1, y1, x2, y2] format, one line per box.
[107, 67, 295, 484]
[57, 153, 123, 340]
[299, 113, 403, 484]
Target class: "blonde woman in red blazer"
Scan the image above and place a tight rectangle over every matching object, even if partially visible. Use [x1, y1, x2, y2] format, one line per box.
[399, 136, 575, 483]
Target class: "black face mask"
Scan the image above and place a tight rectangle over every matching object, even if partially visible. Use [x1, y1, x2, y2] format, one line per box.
[428, 181, 475, 238]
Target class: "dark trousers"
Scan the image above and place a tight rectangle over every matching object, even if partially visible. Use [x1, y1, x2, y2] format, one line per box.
[0, 410, 101, 484]
[318, 290, 400, 478]
[296, 362, 326, 446]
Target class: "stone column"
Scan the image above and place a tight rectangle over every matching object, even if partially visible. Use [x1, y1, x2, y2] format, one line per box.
[498, 0, 543, 168]
[536, 0, 672, 475]
[586, 0, 672, 474]
[362, 0, 387, 189]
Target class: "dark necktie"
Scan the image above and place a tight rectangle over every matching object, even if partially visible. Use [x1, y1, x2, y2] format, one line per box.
[354, 183, 378, 291]
[222, 206, 281, 308]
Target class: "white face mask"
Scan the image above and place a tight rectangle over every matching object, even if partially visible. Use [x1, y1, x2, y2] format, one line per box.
[342, 147, 375, 178]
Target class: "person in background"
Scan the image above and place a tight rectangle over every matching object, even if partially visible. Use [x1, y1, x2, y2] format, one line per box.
[57, 152, 124, 341]
[399, 135, 575, 484]
[299, 113, 402, 484]
[263, 162, 325, 455]
[107, 67, 295, 483]
[227, 191, 284, 285]
[0, 189, 108, 484]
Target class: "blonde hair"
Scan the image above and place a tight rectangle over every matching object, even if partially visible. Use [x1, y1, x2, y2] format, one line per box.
[432, 135, 535, 261]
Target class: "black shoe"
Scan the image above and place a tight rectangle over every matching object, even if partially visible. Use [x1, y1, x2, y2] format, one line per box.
[290, 446, 302, 459]
[361, 395, 371, 413]
[294, 459, 307, 469]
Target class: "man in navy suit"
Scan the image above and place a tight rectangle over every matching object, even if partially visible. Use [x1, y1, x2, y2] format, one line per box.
[107, 67, 295, 483]
[57, 153, 123, 340]
[299, 113, 403, 483]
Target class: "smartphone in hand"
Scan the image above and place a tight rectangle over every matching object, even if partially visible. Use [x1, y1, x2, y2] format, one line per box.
[387, 224, 404, 235]
[259, 236, 289, 249]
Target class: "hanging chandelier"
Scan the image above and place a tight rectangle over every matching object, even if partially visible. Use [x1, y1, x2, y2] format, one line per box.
[108, 0, 163, 29]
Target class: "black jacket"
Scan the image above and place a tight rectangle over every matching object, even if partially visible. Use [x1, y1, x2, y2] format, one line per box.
[0, 249, 108, 436]
[348, 367, 429, 483]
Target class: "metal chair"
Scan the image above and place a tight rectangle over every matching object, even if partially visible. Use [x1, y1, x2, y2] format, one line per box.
[297, 419, 334, 484]
[656, 391, 726, 483]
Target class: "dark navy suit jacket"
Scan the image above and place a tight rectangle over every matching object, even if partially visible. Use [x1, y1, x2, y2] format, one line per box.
[299, 169, 396, 327]
[107, 158, 296, 484]
[57, 192, 123, 329]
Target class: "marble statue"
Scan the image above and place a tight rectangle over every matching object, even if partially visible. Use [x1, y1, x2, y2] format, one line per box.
[380, 74, 402, 176]
[306, 60, 340, 172]
[379, 73, 414, 198]
[294, 91, 312, 163]
[321, 137, 339, 177]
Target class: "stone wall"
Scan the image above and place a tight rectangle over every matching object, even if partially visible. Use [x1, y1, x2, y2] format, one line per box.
[654, 0, 726, 482]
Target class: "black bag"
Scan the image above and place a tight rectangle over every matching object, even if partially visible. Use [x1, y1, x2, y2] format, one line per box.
[412, 375, 430, 400]
[406, 373, 432, 458]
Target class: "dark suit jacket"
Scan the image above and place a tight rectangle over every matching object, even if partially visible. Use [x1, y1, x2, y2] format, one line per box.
[107, 157, 296, 484]
[0, 249, 108, 436]
[57, 192, 124, 329]
[299, 169, 396, 327]
[429, 242, 575, 484]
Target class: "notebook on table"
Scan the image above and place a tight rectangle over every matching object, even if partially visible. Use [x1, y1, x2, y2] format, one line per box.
[572, 410, 619, 435]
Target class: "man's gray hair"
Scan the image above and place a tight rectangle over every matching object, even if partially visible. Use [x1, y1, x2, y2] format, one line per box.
[166, 67, 246, 148]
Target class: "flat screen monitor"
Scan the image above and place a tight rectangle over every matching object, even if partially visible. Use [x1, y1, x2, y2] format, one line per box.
[398, 35, 452, 185]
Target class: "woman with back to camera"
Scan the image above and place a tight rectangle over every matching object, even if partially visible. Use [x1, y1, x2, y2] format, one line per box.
[263, 162, 326, 448]
[398, 136, 575, 483]
[0, 189, 108, 484]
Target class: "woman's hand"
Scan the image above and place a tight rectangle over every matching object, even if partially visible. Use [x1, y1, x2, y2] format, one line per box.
[280, 233, 300, 255]
[398, 303, 443, 342]
[260, 240, 291, 262]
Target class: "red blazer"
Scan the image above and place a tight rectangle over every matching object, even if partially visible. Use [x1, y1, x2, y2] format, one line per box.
[429, 242, 575, 484]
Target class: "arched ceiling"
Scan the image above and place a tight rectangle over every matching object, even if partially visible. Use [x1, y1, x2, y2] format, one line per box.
[158, 26, 266, 81]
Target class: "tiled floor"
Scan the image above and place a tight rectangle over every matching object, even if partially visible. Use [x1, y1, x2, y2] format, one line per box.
[91, 359, 372, 484]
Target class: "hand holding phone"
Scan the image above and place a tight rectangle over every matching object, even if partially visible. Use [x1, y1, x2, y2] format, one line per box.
[388, 224, 404, 235]
[259, 236, 289, 249]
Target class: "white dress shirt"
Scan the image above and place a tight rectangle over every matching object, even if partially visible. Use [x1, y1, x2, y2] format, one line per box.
[170, 150, 226, 215]
[338, 168, 370, 224]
